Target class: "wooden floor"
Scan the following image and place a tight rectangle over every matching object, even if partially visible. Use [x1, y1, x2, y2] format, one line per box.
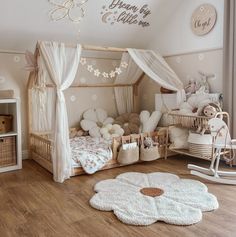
[0, 156, 236, 237]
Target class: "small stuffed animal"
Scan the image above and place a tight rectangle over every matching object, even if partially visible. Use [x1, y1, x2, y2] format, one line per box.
[143, 137, 153, 148]
[202, 103, 220, 118]
[202, 105, 217, 118]
[196, 103, 221, 134]
[69, 128, 85, 138]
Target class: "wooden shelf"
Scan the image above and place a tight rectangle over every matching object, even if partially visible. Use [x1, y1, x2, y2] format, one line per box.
[0, 132, 18, 138]
[0, 98, 17, 104]
[169, 148, 212, 161]
[0, 98, 22, 173]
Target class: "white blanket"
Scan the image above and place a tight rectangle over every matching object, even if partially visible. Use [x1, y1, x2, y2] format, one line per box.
[70, 136, 112, 174]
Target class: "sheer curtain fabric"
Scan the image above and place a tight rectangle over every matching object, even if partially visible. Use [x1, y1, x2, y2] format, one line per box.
[39, 42, 82, 182]
[128, 49, 185, 105]
[114, 53, 143, 114]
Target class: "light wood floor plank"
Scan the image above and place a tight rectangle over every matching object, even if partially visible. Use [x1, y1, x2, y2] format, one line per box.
[0, 156, 235, 237]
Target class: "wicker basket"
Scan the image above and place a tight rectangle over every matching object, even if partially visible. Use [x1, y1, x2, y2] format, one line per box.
[0, 115, 13, 134]
[188, 132, 213, 159]
[117, 135, 140, 165]
[0, 136, 17, 167]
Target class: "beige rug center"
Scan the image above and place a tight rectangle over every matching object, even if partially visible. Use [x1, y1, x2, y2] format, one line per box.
[140, 187, 164, 197]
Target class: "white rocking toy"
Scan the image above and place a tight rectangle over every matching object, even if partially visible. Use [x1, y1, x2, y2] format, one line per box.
[188, 116, 236, 185]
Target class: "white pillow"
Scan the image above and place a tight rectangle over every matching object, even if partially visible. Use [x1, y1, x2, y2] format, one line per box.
[140, 110, 162, 133]
[169, 126, 189, 149]
[80, 108, 114, 138]
[100, 124, 124, 140]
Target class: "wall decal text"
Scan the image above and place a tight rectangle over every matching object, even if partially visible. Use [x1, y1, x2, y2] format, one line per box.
[101, 0, 151, 27]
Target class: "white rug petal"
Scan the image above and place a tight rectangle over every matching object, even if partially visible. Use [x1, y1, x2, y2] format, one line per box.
[164, 190, 219, 211]
[155, 197, 202, 225]
[147, 172, 180, 188]
[166, 179, 208, 192]
[94, 179, 139, 193]
[116, 172, 150, 187]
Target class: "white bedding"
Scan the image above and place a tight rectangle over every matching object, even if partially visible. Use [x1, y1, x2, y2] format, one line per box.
[70, 136, 113, 174]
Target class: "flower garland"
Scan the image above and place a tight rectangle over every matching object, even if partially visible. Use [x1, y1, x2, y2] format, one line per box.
[80, 58, 128, 79]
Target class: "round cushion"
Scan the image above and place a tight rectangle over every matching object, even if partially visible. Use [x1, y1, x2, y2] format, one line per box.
[113, 113, 140, 135]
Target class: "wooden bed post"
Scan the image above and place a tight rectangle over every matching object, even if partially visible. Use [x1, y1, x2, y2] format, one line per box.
[133, 72, 145, 113]
[26, 47, 39, 159]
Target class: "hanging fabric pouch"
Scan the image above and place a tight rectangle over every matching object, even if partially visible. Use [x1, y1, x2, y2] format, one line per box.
[117, 135, 140, 165]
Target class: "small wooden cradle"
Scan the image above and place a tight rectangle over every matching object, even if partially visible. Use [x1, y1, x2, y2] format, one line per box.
[167, 111, 230, 161]
[29, 129, 168, 176]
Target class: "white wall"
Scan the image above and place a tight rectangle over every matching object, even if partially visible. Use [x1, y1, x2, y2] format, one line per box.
[149, 0, 224, 55]
[139, 0, 225, 112]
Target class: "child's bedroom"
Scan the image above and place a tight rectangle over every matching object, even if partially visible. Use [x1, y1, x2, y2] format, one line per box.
[0, 0, 235, 236]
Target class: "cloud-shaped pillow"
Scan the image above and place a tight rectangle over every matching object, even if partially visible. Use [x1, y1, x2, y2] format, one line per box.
[80, 108, 114, 138]
[140, 111, 162, 133]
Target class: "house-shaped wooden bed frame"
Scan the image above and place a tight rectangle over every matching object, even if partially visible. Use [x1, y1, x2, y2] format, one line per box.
[27, 42, 173, 177]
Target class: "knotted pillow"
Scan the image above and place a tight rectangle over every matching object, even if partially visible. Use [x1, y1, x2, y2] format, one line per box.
[140, 110, 162, 133]
[80, 108, 114, 138]
[100, 124, 124, 140]
[113, 113, 140, 135]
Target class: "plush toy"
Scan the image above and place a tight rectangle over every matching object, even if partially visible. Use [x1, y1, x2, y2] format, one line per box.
[196, 103, 221, 135]
[100, 124, 124, 140]
[143, 137, 154, 148]
[80, 108, 114, 138]
[184, 80, 197, 96]
[202, 104, 218, 118]
[69, 127, 85, 139]
[140, 110, 162, 133]
[179, 93, 211, 115]
[169, 126, 189, 149]
[113, 113, 140, 135]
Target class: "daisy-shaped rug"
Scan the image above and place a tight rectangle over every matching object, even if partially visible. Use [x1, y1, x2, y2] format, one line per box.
[90, 172, 218, 226]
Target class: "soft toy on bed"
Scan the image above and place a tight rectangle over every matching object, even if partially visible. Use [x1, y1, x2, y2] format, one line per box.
[69, 127, 86, 139]
[113, 113, 140, 135]
[80, 108, 114, 138]
[100, 124, 124, 140]
[140, 110, 162, 133]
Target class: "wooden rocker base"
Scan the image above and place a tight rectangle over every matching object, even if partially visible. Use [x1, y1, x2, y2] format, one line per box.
[190, 170, 236, 185]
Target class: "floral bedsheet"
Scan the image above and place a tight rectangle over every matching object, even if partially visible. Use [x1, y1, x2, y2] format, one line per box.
[70, 136, 112, 174]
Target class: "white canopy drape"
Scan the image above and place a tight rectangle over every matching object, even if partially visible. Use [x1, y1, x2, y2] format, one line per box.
[128, 49, 185, 104]
[39, 42, 82, 183]
[31, 55, 55, 132]
[114, 53, 143, 114]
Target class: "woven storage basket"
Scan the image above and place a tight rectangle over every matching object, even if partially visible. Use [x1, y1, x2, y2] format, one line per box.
[188, 132, 213, 159]
[117, 135, 140, 165]
[0, 115, 13, 134]
[140, 146, 160, 161]
[117, 147, 139, 165]
[0, 136, 17, 167]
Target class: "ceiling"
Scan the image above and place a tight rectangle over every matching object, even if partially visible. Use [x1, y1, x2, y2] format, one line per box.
[0, 0, 184, 52]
